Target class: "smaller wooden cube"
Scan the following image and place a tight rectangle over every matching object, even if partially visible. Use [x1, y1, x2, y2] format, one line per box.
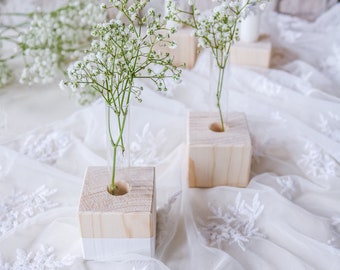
[157, 27, 198, 69]
[230, 35, 272, 68]
[78, 166, 156, 260]
[188, 112, 252, 188]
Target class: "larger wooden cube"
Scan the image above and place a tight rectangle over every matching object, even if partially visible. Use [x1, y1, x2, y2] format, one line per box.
[188, 112, 252, 188]
[78, 166, 156, 260]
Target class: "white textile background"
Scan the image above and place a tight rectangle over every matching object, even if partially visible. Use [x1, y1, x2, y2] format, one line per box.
[0, 4, 340, 270]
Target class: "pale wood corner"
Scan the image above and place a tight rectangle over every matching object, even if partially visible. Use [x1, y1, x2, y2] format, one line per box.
[230, 35, 272, 68]
[188, 112, 252, 188]
[156, 27, 198, 69]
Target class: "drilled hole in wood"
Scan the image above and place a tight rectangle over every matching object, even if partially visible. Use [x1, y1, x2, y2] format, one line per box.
[209, 122, 229, 132]
[107, 181, 130, 196]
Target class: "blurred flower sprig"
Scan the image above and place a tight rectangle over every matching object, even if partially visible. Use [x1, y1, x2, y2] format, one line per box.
[0, 0, 105, 88]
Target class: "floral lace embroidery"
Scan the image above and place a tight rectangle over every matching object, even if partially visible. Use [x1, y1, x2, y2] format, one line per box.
[251, 77, 282, 97]
[156, 191, 181, 249]
[201, 193, 265, 251]
[318, 112, 340, 143]
[20, 131, 72, 165]
[276, 176, 297, 200]
[0, 185, 58, 236]
[130, 123, 167, 166]
[298, 141, 337, 178]
[0, 245, 75, 269]
[270, 111, 287, 123]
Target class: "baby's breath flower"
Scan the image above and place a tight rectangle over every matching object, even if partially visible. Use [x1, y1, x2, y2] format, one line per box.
[17, 0, 105, 85]
[167, 0, 269, 131]
[169, 41, 177, 49]
[63, 0, 181, 193]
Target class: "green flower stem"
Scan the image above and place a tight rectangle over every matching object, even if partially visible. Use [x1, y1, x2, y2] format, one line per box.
[0, 5, 79, 20]
[107, 107, 117, 191]
[107, 58, 136, 193]
[0, 52, 21, 62]
[0, 22, 28, 35]
[107, 103, 129, 193]
[216, 65, 226, 131]
[0, 12, 33, 17]
[110, 18, 142, 191]
[0, 36, 20, 44]
[211, 17, 238, 132]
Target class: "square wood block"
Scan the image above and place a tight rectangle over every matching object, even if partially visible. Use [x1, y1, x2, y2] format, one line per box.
[78, 166, 156, 260]
[188, 112, 252, 188]
[157, 27, 197, 69]
[230, 35, 272, 68]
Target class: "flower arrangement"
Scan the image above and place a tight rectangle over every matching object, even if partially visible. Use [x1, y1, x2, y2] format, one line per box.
[0, 0, 104, 87]
[166, 0, 269, 131]
[63, 0, 181, 195]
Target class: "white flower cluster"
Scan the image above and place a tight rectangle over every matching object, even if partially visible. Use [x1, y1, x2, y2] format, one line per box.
[18, 0, 105, 85]
[63, 0, 181, 191]
[64, 0, 181, 106]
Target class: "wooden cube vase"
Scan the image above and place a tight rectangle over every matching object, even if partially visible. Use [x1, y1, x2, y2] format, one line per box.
[188, 112, 252, 188]
[157, 27, 197, 69]
[78, 166, 156, 260]
[230, 35, 272, 68]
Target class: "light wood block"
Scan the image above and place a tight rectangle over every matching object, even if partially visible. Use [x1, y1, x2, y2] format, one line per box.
[157, 27, 198, 69]
[230, 35, 272, 68]
[78, 166, 156, 260]
[188, 112, 252, 188]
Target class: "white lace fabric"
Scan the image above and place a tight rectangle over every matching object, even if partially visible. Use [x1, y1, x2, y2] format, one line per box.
[0, 185, 58, 236]
[0, 245, 74, 270]
[0, 3, 340, 270]
[201, 193, 265, 251]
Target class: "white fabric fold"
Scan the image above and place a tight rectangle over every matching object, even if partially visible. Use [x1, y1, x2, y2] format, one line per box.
[0, 4, 340, 270]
